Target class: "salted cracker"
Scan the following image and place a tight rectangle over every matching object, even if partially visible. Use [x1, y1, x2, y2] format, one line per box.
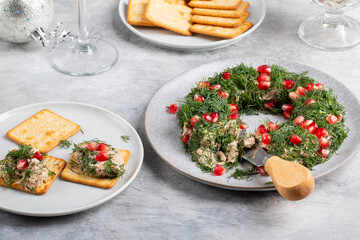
[7, 109, 81, 153]
[191, 11, 250, 28]
[127, 0, 155, 26]
[189, 21, 253, 39]
[188, 0, 242, 10]
[192, 2, 249, 18]
[145, 0, 193, 36]
[60, 149, 130, 189]
[0, 155, 66, 195]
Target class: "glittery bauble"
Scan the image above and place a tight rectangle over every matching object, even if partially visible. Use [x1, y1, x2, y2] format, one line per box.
[0, 0, 53, 43]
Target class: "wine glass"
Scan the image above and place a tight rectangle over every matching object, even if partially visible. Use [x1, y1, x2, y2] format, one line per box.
[50, 0, 118, 76]
[298, 0, 360, 50]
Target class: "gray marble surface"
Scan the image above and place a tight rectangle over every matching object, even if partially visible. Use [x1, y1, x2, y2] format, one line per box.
[0, 0, 360, 239]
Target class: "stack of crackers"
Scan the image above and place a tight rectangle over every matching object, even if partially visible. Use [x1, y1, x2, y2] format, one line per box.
[127, 0, 253, 39]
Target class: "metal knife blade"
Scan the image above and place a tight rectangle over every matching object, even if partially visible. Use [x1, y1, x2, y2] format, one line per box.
[242, 143, 272, 167]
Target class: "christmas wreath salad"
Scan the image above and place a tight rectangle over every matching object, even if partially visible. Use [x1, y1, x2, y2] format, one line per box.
[168, 64, 348, 179]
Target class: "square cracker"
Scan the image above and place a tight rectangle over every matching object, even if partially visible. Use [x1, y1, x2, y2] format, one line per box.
[7, 109, 81, 153]
[188, 0, 242, 10]
[189, 21, 253, 39]
[192, 2, 249, 18]
[0, 155, 66, 195]
[191, 11, 250, 28]
[127, 0, 155, 26]
[145, 0, 193, 36]
[60, 149, 130, 189]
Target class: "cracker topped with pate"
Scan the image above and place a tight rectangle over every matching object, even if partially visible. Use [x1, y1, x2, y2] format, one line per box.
[60, 140, 130, 189]
[0, 144, 66, 195]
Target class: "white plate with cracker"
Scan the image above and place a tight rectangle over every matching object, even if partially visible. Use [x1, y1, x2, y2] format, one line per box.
[0, 102, 143, 217]
[118, 0, 266, 51]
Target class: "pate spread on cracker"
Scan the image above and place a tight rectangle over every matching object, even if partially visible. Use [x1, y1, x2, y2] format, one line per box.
[60, 140, 130, 189]
[0, 145, 66, 195]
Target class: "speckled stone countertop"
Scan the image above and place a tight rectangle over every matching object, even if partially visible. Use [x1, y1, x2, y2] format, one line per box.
[0, 0, 360, 239]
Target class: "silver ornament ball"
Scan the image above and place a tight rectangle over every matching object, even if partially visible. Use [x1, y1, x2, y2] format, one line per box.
[0, 0, 53, 43]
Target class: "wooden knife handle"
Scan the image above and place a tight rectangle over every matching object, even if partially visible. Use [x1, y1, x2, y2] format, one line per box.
[264, 156, 315, 201]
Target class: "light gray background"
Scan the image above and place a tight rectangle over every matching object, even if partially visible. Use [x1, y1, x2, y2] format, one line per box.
[0, 0, 359, 239]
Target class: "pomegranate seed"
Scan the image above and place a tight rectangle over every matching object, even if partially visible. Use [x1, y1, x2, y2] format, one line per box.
[315, 83, 324, 89]
[228, 112, 239, 120]
[210, 112, 219, 123]
[222, 72, 232, 80]
[258, 80, 271, 90]
[97, 143, 110, 152]
[282, 104, 294, 112]
[168, 103, 178, 114]
[257, 65, 272, 75]
[306, 83, 315, 91]
[283, 79, 295, 89]
[16, 159, 29, 170]
[202, 114, 212, 122]
[194, 93, 205, 103]
[186, 126, 193, 136]
[217, 90, 229, 99]
[282, 111, 292, 119]
[327, 114, 338, 124]
[96, 151, 109, 162]
[240, 123, 248, 129]
[307, 122, 318, 134]
[337, 115, 343, 122]
[296, 87, 307, 96]
[264, 101, 276, 111]
[289, 91, 299, 100]
[315, 128, 328, 139]
[213, 165, 226, 176]
[190, 115, 200, 126]
[210, 84, 221, 91]
[300, 120, 313, 129]
[262, 133, 271, 145]
[257, 166, 269, 176]
[182, 134, 190, 144]
[229, 104, 238, 112]
[257, 124, 268, 135]
[318, 148, 330, 158]
[86, 141, 98, 152]
[290, 134, 302, 145]
[32, 151, 43, 160]
[197, 81, 210, 88]
[267, 122, 278, 131]
[319, 137, 329, 148]
[305, 98, 316, 106]
[257, 74, 271, 83]
[294, 116, 305, 125]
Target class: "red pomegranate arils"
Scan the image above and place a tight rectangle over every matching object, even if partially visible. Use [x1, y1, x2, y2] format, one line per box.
[315, 128, 328, 139]
[214, 165, 226, 176]
[257, 124, 268, 135]
[290, 134, 302, 145]
[282, 111, 292, 119]
[261, 133, 271, 145]
[327, 114, 338, 124]
[257, 166, 269, 176]
[222, 72, 232, 80]
[318, 148, 330, 158]
[190, 115, 200, 126]
[296, 87, 307, 96]
[168, 103, 178, 114]
[257, 74, 271, 83]
[228, 112, 239, 120]
[210, 112, 219, 123]
[282, 104, 294, 112]
[294, 116, 305, 125]
[307, 122, 318, 134]
[264, 101, 276, 111]
[283, 79, 295, 89]
[289, 91, 299, 100]
[267, 122, 278, 131]
[258, 80, 271, 90]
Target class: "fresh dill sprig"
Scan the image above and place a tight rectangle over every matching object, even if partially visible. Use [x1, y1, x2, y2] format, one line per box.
[121, 135, 130, 143]
[59, 140, 73, 149]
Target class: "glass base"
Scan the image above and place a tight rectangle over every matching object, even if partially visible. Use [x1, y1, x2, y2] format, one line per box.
[298, 14, 360, 51]
[51, 37, 119, 76]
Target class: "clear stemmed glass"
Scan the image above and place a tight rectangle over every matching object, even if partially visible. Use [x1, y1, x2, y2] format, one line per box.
[298, 0, 360, 50]
[50, 0, 118, 76]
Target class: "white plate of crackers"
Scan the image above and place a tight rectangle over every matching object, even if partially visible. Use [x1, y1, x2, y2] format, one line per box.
[119, 0, 266, 51]
[0, 102, 143, 216]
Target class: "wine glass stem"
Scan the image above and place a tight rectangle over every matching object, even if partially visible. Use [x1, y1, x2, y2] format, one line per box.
[77, 0, 90, 49]
[323, 10, 343, 25]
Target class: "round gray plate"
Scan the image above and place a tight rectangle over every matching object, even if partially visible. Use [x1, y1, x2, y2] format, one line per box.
[145, 57, 360, 191]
